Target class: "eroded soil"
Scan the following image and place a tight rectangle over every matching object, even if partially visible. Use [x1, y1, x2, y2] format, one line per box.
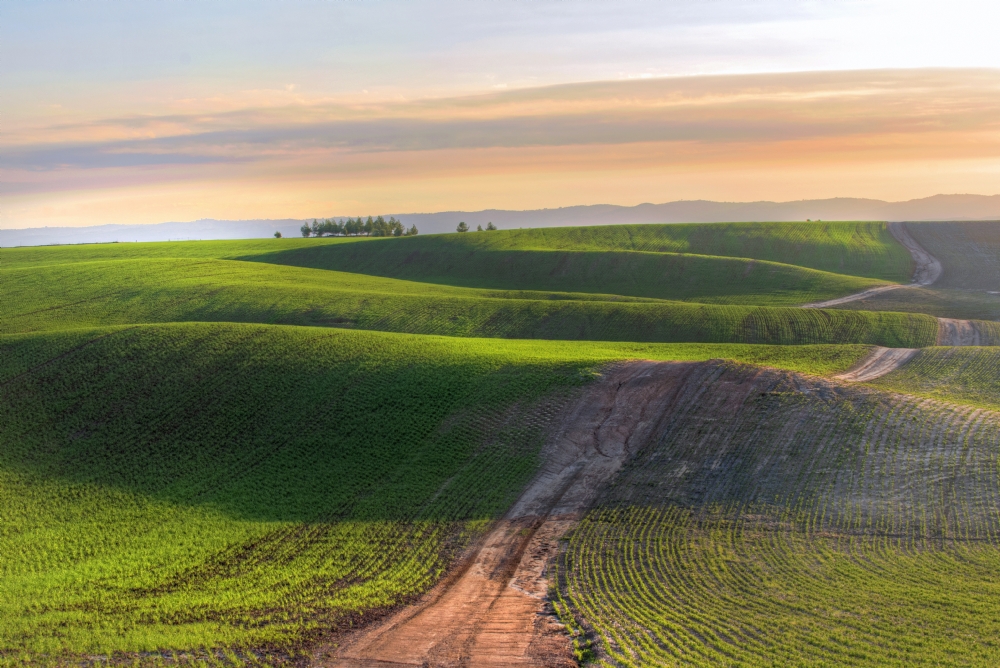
[937, 317, 983, 346]
[320, 361, 697, 668]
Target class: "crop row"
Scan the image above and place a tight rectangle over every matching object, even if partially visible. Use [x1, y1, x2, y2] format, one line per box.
[250, 244, 886, 307]
[871, 345, 1000, 409]
[556, 361, 1000, 666]
[0, 323, 589, 663]
[1, 259, 937, 347]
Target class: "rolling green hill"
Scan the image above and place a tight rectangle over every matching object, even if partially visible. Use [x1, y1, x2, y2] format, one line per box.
[870, 346, 1000, 409]
[0, 323, 868, 662]
[905, 221, 1000, 290]
[248, 221, 909, 279]
[240, 222, 910, 305]
[3, 219, 992, 667]
[2, 258, 937, 347]
[831, 222, 1000, 320]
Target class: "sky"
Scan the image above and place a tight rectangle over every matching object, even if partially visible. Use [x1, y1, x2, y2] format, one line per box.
[3, 0, 1000, 228]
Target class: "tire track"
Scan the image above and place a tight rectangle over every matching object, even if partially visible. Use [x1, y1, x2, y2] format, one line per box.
[804, 223, 988, 346]
[803, 222, 941, 308]
[322, 361, 697, 668]
[834, 347, 919, 382]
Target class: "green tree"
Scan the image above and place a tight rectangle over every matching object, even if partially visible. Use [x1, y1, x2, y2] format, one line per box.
[477, 224, 483, 232]
[486, 222, 497, 231]
[405, 224, 419, 236]
[457, 222, 469, 233]
[300, 223, 311, 237]
[273, 231, 282, 238]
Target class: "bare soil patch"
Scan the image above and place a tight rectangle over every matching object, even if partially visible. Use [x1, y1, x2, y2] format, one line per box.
[320, 361, 697, 668]
[834, 346, 919, 382]
[937, 318, 983, 346]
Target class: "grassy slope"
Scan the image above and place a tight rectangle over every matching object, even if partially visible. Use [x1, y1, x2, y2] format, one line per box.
[831, 286, 1000, 320]
[2, 221, 907, 279]
[248, 221, 908, 278]
[3, 234, 894, 308]
[2, 258, 938, 347]
[905, 221, 1000, 290]
[870, 346, 1000, 409]
[833, 222, 1000, 320]
[556, 361, 1000, 667]
[0, 238, 345, 269]
[0, 323, 868, 661]
[241, 224, 906, 306]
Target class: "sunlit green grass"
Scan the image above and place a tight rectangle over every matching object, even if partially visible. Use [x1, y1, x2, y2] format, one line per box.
[0, 323, 869, 661]
[2, 258, 937, 346]
[1, 219, 982, 666]
[245, 237, 898, 306]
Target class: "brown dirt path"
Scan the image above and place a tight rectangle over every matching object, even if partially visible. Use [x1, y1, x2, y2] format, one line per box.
[889, 220, 943, 286]
[319, 361, 696, 668]
[937, 318, 983, 346]
[834, 346, 919, 382]
[803, 221, 942, 308]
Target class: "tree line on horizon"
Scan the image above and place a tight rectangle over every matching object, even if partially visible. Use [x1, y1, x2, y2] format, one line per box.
[301, 216, 418, 238]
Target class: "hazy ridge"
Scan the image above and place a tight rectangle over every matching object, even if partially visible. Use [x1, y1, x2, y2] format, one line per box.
[3, 194, 999, 247]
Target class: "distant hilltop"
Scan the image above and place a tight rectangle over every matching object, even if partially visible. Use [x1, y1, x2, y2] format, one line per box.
[3, 194, 1000, 247]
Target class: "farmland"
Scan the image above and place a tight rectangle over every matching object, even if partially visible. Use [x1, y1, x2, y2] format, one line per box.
[252, 220, 912, 281]
[555, 362, 1000, 666]
[245, 222, 907, 305]
[2, 258, 937, 346]
[3, 219, 1000, 666]
[830, 221, 1000, 320]
[0, 323, 872, 663]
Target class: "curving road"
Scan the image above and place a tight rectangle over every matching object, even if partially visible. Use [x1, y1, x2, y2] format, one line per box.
[806, 223, 982, 376]
[803, 222, 941, 309]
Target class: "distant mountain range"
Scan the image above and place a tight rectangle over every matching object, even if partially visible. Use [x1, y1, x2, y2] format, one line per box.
[3, 194, 1000, 247]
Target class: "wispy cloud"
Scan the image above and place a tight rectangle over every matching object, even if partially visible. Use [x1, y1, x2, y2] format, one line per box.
[4, 69, 1000, 226]
[7, 69, 1000, 169]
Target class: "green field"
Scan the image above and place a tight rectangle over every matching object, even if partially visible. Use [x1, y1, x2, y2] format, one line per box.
[554, 361, 1000, 666]
[243, 222, 907, 305]
[252, 220, 909, 279]
[831, 221, 1000, 320]
[871, 346, 1000, 409]
[0, 323, 872, 663]
[1, 258, 937, 346]
[3, 220, 999, 666]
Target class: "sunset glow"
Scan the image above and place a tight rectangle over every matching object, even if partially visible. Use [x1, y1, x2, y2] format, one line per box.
[3, 1, 1000, 227]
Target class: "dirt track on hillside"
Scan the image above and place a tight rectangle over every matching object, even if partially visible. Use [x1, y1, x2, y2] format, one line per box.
[803, 223, 988, 348]
[804, 222, 941, 308]
[937, 318, 983, 346]
[834, 347, 919, 382]
[321, 361, 696, 668]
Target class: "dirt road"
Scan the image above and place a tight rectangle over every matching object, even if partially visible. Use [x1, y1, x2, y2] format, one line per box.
[803, 221, 941, 308]
[322, 361, 696, 668]
[937, 318, 983, 346]
[833, 347, 919, 382]
[888, 220, 942, 286]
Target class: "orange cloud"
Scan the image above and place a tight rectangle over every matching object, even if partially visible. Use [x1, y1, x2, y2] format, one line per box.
[3, 68, 1000, 227]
